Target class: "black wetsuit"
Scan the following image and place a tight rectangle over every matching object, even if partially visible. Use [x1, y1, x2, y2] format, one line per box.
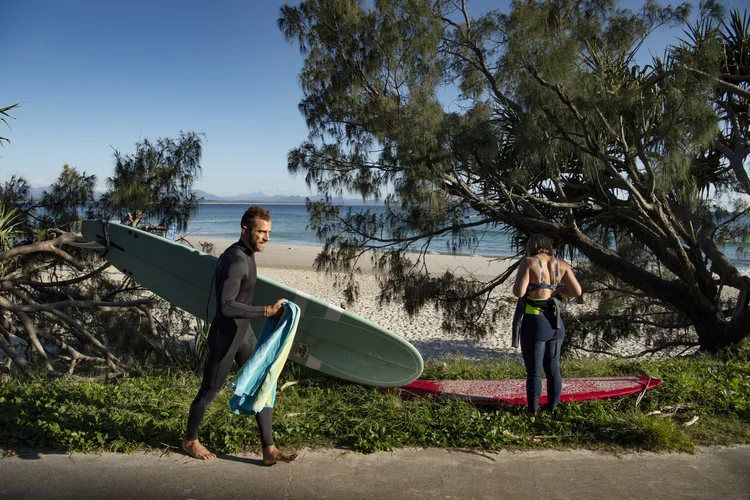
[520, 256, 564, 414]
[186, 241, 273, 446]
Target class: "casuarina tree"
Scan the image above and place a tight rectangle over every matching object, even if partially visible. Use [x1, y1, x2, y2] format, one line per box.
[279, 0, 749, 351]
[101, 131, 204, 232]
[0, 130, 206, 378]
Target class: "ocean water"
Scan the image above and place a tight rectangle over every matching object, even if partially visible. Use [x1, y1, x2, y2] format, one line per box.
[184, 203, 516, 258]
[185, 203, 321, 248]
[185, 203, 750, 270]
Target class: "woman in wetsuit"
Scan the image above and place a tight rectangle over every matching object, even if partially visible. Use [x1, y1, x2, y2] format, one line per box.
[512, 234, 582, 416]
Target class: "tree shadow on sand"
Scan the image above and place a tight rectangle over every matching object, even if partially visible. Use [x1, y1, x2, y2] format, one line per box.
[409, 338, 518, 362]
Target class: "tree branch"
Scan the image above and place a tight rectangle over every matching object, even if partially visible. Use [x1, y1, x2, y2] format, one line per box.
[0, 294, 152, 313]
[13, 310, 54, 372]
[12, 263, 111, 288]
[0, 233, 87, 271]
[0, 324, 34, 378]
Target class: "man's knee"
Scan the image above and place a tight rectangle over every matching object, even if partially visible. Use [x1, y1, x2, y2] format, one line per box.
[195, 386, 222, 406]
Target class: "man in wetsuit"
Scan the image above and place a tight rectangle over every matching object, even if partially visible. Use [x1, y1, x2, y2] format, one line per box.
[182, 206, 298, 465]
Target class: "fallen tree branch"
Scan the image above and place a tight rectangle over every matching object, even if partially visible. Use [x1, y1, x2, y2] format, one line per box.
[14, 310, 54, 372]
[3, 285, 131, 373]
[0, 233, 88, 271]
[136, 305, 159, 337]
[36, 329, 106, 365]
[566, 340, 698, 359]
[0, 294, 152, 313]
[12, 263, 111, 288]
[42, 308, 129, 372]
[0, 324, 34, 379]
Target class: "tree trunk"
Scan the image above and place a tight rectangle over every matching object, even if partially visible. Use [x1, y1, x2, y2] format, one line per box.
[558, 228, 750, 351]
[664, 282, 750, 351]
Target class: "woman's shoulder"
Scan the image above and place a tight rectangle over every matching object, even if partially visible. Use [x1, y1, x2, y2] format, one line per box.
[519, 255, 537, 267]
[553, 256, 572, 270]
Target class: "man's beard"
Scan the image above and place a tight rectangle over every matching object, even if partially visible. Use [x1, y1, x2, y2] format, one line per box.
[241, 234, 259, 253]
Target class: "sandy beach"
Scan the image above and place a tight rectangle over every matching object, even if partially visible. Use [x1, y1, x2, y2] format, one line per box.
[181, 235, 694, 360]
[184, 236, 534, 361]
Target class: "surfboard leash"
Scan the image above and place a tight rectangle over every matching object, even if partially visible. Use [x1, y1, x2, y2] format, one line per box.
[98, 220, 111, 257]
[205, 271, 216, 324]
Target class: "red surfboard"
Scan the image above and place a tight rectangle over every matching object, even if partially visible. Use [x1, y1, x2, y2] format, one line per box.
[396, 377, 662, 405]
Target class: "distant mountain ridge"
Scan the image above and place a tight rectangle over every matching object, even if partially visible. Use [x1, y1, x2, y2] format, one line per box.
[192, 189, 320, 203]
[24, 187, 382, 205]
[191, 190, 384, 205]
[28, 186, 46, 200]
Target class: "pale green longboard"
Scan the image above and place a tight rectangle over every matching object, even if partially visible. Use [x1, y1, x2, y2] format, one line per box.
[80, 220, 423, 387]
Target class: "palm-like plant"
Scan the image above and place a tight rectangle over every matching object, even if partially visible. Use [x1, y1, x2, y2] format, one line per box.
[717, 8, 750, 196]
[0, 103, 19, 146]
[0, 202, 20, 253]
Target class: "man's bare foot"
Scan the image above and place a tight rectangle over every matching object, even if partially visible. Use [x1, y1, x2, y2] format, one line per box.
[182, 439, 216, 461]
[262, 445, 298, 466]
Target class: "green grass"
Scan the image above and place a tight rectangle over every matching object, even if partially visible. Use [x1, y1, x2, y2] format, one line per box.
[1, 340, 749, 455]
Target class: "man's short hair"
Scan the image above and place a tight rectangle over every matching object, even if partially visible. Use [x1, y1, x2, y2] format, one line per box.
[241, 206, 271, 229]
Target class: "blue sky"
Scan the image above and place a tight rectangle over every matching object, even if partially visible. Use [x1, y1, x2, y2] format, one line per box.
[2, 0, 745, 197]
[3, 0, 311, 196]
